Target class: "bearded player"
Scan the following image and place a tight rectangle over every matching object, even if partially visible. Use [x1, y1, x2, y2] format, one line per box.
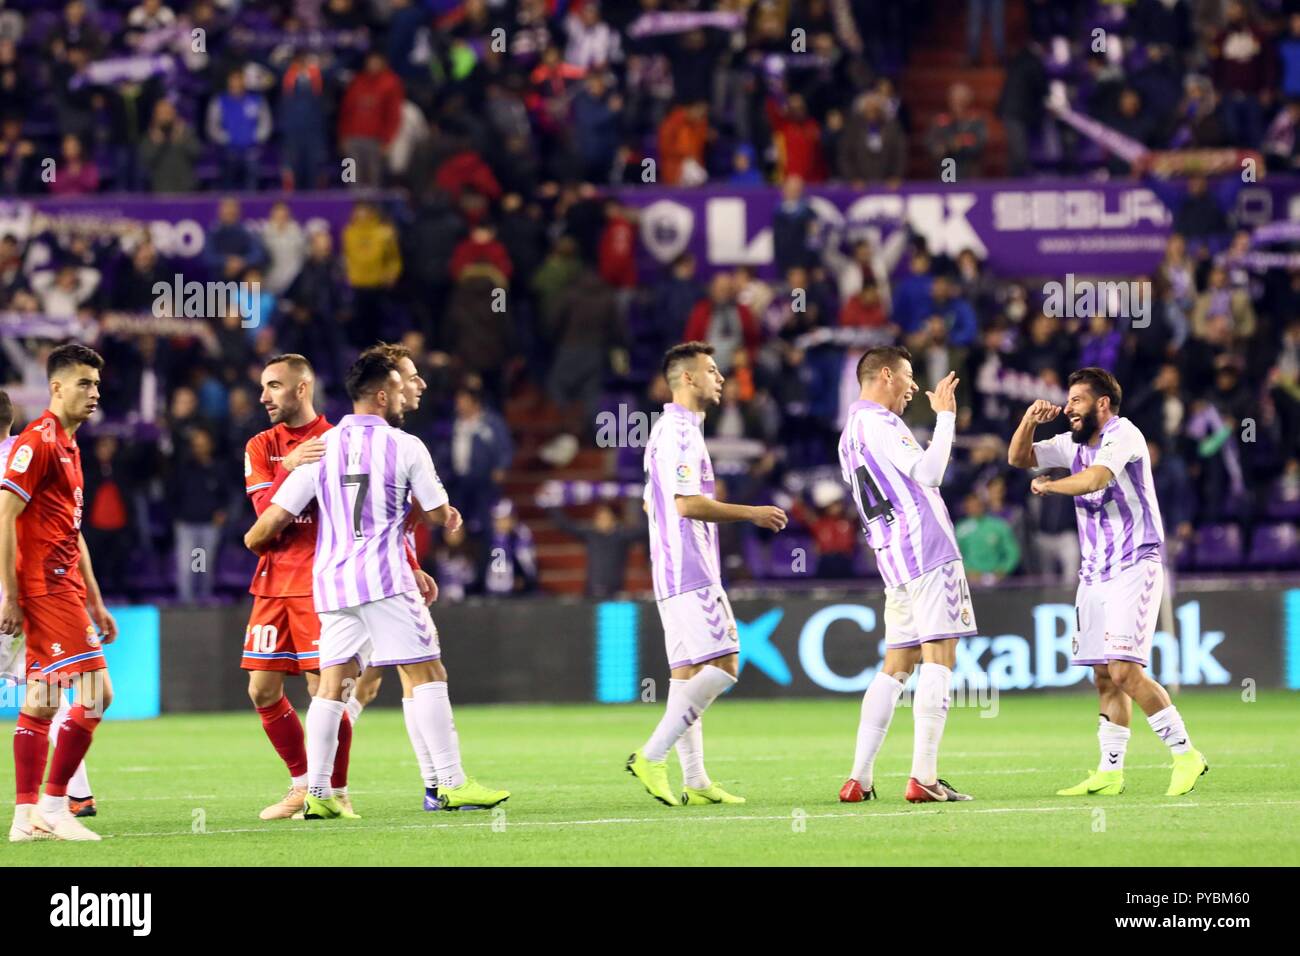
[1009, 367, 1208, 797]
[350, 343, 447, 810]
[3, 344, 118, 842]
[837, 347, 976, 804]
[242, 353, 435, 820]
[626, 342, 788, 807]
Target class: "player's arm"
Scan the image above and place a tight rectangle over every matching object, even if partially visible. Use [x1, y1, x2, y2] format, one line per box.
[907, 372, 960, 487]
[1031, 465, 1112, 497]
[1009, 400, 1063, 469]
[406, 437, 461, 532]
[675, 495, 788, 531]
[77, 532, 118, 642]
[0, 490, 24, 634]
[246, 461, 319, 553]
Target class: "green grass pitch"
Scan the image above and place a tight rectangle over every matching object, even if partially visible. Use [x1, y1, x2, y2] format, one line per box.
[5, 689, 1298, 866]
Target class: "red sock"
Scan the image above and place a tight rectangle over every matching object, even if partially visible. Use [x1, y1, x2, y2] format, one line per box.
[14, 714, 51, 805]
[257, 695, 308, 778]
[45, 705, 98, 799]
[331, 712, 352, 789]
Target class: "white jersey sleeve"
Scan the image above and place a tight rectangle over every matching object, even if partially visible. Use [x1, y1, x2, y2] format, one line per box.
[1032, 431, 1074, 469]
[402, 435, 450, 512]
[1093, 420, 1145, 479]
[272, 460, 320, 516]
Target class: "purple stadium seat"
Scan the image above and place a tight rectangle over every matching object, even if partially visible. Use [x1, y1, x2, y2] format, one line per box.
[1247, 524, 1300, 569]
[1194, 523, 1244, 570]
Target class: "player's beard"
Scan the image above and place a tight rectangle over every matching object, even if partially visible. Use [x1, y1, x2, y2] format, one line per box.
[384, 407, 405, 428]
[1070, 406, 1101, 444]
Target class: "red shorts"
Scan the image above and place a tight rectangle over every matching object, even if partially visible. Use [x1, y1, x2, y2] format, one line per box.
[241, 595, 321, 674]
[21, 590, 105, 682]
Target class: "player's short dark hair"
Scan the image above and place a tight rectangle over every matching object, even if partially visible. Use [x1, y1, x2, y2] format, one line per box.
[345, 352, 399, 402]
[47, 343, 104, 380]
[856, 346, 912, 385]
[662, 341, 715, 384]
[1067, 367, 1122, 412]
[0, 389, 12, 433]
[264, 353, 314, 377]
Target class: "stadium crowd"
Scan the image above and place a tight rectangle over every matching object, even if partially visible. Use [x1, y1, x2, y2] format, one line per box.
[0, 0, 1298, 601]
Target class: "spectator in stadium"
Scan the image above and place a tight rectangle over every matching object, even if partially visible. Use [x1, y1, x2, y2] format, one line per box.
[792, 483, 858, 579]
[342, 201, 401, 345]
[1107, 88, 1160, 176]
[684, 273, 759, 377]
[1168, 75, 1227, 149]
[31, 263, 100, 318]
[564, 1, 622, 70]
[891, 245, 936, 336]
[82, 434, 136, 600]
[138, 99, 200, 194]
[0, 234, 27, 305]
[1192, 265, 1256, 340]
[839, 276, 890, 329]
[546, 500, 644, 598]
[926, 82, 987, 179]
[0, 115, 38, 194]
[337, 51, 404, 187]
[48, 133, 99, 196]
[955, 492, 1020, 584]
[113, 240, 168, 310]
[1209, 1, 1273, 148]
[1262, 97, 1300, 173]
[1171, 175, 1229, 248]
[482, 499, 539, 596]
[997, 42, 1046, 178]
[207, 68, 272, 191]
[126, 0, 176, 47]
[1150, 439, 1196, 565]
[649, 252, 701, 357]
[545, 265, 627, 435]
[767, 92, 828, 183]
[837, 92, 907, 187]
[429, 523, 478, 602]
[205, 198, 267, 281]
[260, 202, 306, 295]
[1283, 13, 1300, 99]
[922, 274, 978, 349]
[571, 70, 623, 183]
[772, 175, 818, 273]
[657, 99, 709, 186]
[169, 425, 227, 604]
[278, 51, 330, 191]
[966, 0, 1006, 65]
[448, 383, 513, 539]
[1025, 489, 1079, 584]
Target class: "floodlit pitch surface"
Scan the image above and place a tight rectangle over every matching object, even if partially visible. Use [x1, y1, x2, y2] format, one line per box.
[5, 690, 1297, 866]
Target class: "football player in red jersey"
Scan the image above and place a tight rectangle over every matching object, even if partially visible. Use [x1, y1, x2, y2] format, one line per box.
[2, 344, 118, 842]
[243, 354, 434, 820]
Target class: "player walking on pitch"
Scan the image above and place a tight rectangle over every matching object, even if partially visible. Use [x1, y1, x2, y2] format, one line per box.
[626, 342, 788, 807]
[1008, 368, 1208, 796]
[245, 352, 508, 818]
[2, 345, 118, 841]
[838, 347, 977, 804]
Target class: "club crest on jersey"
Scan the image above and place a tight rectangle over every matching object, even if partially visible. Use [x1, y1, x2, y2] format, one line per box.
[9, 444, 33, 473]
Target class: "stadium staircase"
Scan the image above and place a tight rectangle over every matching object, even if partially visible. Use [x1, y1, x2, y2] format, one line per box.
[504, 384, 652, 596]
[900, 0, 1029, 179]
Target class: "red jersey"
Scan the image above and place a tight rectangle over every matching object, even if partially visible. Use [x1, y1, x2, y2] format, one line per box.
[245, 415, 332, 598]
[1, 410, 86, 599]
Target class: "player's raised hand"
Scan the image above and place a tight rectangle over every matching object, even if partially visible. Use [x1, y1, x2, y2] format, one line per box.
[283, 437, 325, 472]
[750, 505, 789, 532]
[0, 595, 21, 636]
[926, 372, 958, 414]
[1024, 400, 1061, 425]
[90, 602, 118, 644]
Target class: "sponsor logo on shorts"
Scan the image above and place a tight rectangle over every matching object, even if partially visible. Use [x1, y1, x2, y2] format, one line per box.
[1072, 637, 1079, 656]
[960, 608, 971, 626]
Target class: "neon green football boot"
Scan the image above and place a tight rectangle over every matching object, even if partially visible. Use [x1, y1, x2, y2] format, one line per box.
[682, 783, 746, 805]
[1056, 769, 1125, 796]
[302, 794, 346, 819]
[438, 777, 510, 811]
[625, 750, 680, 806]
[1166, 750, 1208, 796]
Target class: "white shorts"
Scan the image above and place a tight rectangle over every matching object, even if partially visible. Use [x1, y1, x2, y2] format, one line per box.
[1073, 559, 1162, 667]
[884, 559, 978, 648]
[657, 584, 739, 669]
[319, 591, 441, 671]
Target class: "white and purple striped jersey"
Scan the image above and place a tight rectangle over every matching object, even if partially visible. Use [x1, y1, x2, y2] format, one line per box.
[643, 402, 722, 601]
[838, 399, 961, 589]
[1033, 415, 1164, 584]
[273, 414, 449, 612]
[0, 435, 12, 605]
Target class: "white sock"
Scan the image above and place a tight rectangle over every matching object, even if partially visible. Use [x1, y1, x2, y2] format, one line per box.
[345, 695, 364, 725]
[37, 793, 68, 819]
[51, 696, 92, 797]
[1097, 715, 1131, 771]
[13, 803, 33, 826]
[412, 682, 465, 789]
[290, 774, 308, 789]
[402, 697, 439, 788]
[643, 666, 736, 762]
[1147, 705, 1192, 755]
[852, 670, 905, 788]
[910, 662, 952, 785]
[669, 679, 710, 789]
[305, 698, 345, 798]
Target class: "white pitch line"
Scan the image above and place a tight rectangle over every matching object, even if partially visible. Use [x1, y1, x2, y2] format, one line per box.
[100, 799, 1300, 841]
